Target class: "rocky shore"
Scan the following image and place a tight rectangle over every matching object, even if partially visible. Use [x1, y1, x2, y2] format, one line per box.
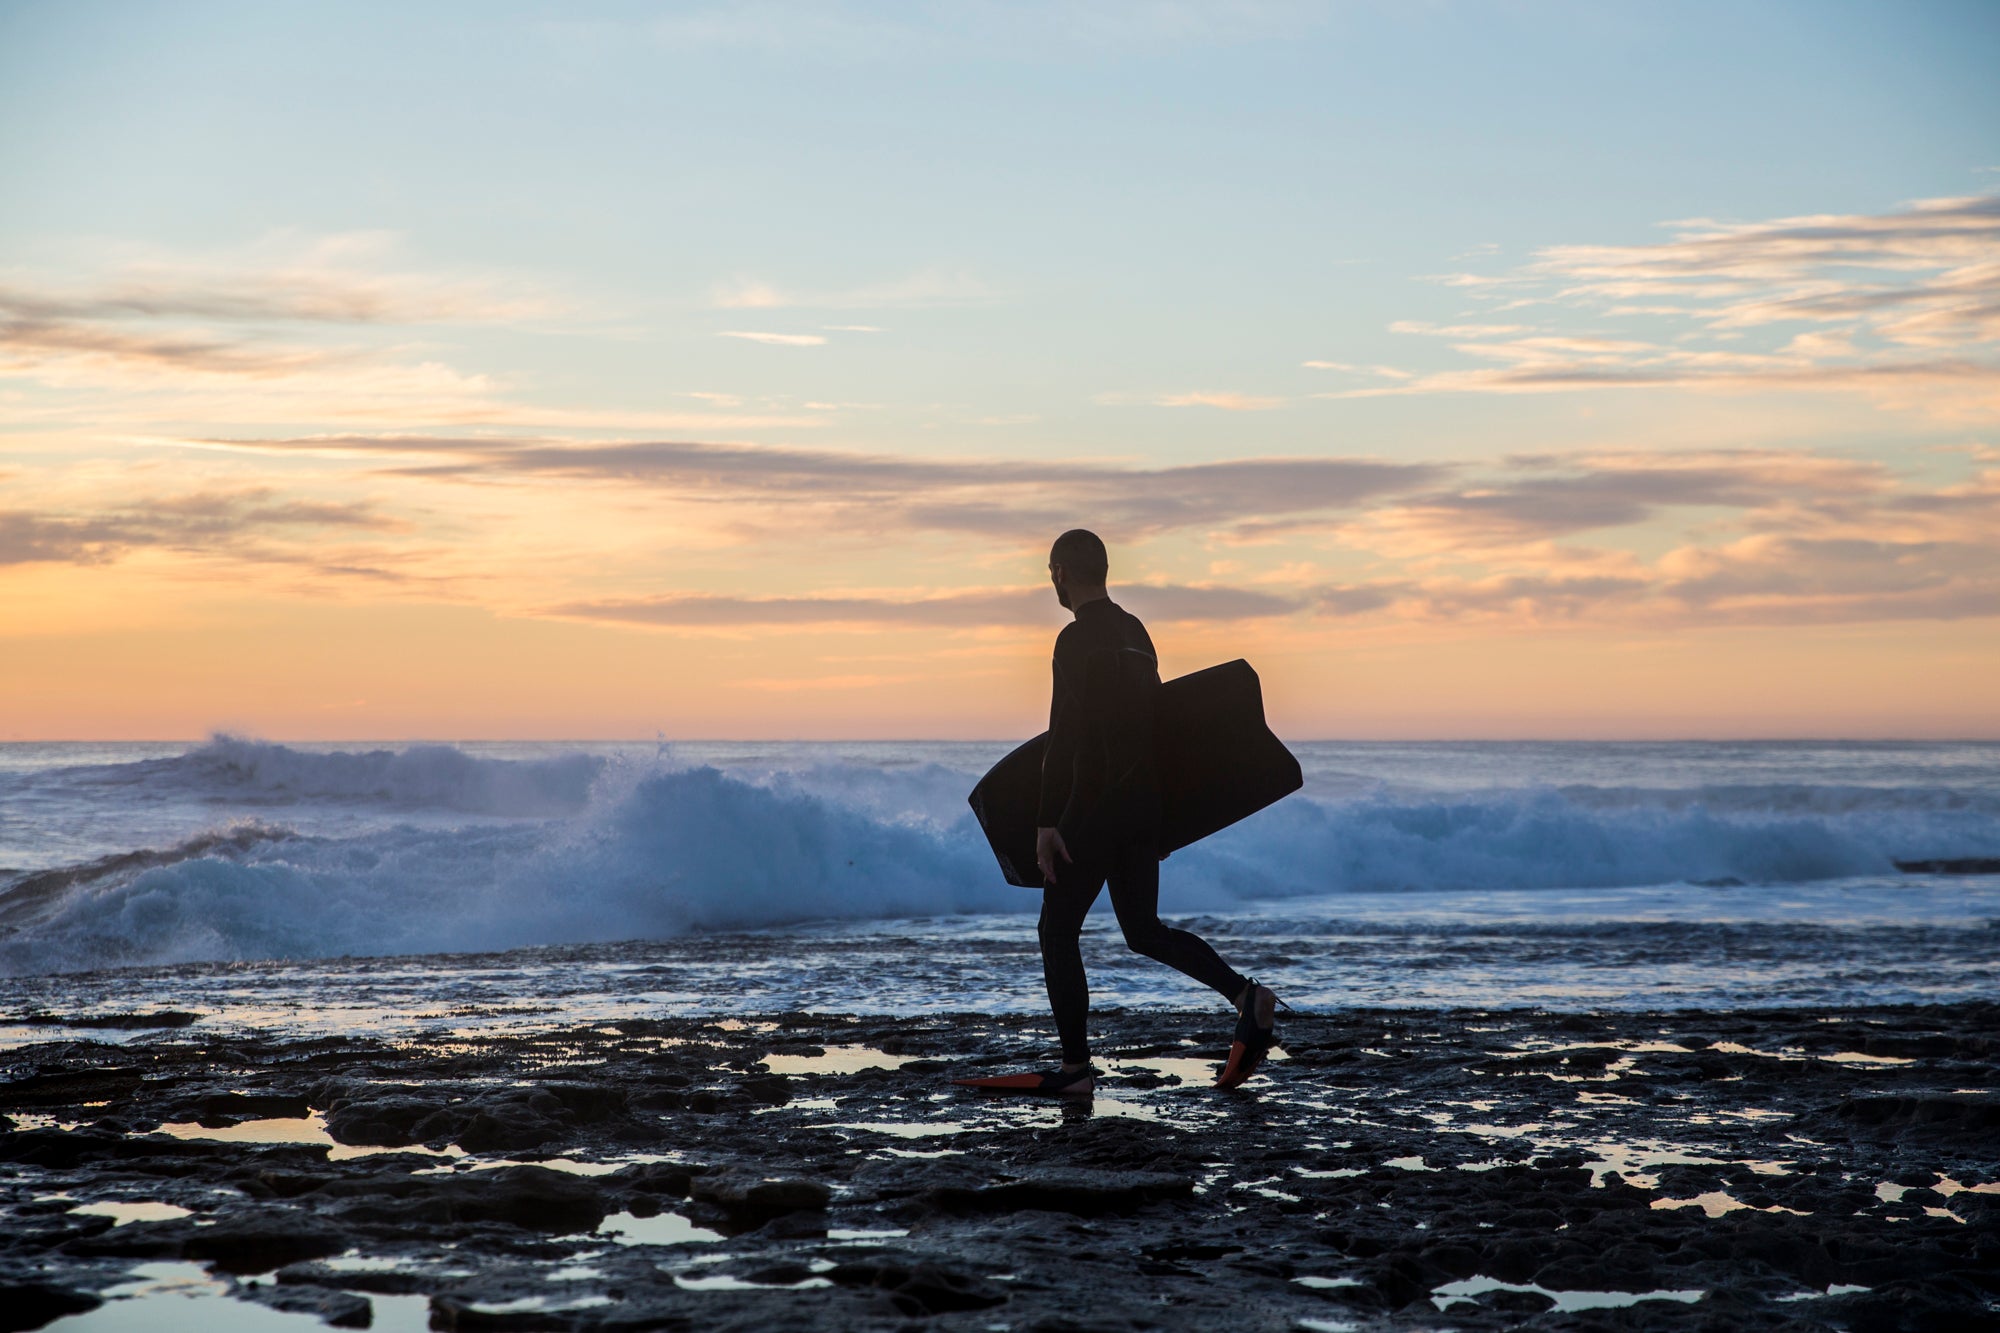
[3, 1001, 1997, 1331]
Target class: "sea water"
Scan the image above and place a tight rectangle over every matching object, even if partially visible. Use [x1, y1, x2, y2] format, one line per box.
[1, 738, 1995, 1029]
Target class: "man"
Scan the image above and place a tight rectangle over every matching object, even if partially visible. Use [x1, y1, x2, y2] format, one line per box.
[1028, 528, 1278, 1094]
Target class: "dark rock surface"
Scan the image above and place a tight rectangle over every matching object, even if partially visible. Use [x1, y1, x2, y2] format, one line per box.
[2, 1002, 1997, 1330]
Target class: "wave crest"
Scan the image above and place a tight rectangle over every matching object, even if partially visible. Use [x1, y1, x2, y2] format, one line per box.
[4, 742, 1996, 976]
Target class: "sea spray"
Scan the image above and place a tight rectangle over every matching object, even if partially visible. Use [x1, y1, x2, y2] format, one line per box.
[3, 739, 1997, 976]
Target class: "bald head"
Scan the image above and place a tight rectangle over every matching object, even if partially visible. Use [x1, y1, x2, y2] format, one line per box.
[1048, 528, 1109, 612]
[1049, 529, 1108, 584]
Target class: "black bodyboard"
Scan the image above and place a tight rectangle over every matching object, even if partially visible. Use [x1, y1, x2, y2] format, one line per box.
[967, 659, 1302, 887]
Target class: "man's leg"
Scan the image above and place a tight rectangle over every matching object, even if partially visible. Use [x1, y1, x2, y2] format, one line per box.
[1038, 861, 1106, 1067]
[1106, 839, 1248, 1003]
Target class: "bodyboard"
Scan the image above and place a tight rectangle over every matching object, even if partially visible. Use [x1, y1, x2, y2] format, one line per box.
[967, 659, 1302, 887]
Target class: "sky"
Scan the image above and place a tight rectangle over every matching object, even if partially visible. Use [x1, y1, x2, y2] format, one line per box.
[2, 0, 1997, 740]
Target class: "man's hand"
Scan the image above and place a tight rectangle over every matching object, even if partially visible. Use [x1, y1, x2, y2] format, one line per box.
[1035, 826, 1072, 887]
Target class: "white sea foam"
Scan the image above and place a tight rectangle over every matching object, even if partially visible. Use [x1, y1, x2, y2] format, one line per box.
[43, 735, 607, 815]
[2, 740, 1996, 976]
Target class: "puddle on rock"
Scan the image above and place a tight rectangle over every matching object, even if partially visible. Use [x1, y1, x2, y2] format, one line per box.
[1433, 1275, 1704, 1313]
[597, 1210, 724, 1246]
[760, 1045, 912, 1076]
[154, 1112, 465, 1162]
[833, 1120, 971, 1139]
[1777, 1284, 1872, 1302]
[673, 1272, 833, 1292]
[42, 1262, 432, 1333]
[1651, 1191, 1809, 1218]
[69, 1201, 193, 1226]
[459, 1296, 613, 1315]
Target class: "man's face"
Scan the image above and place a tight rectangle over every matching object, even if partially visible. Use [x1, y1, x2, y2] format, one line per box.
[1049, 562, 1071, 610]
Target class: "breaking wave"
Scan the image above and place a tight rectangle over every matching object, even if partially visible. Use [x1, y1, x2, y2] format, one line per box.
[36, 735, 605, 816]
[2, 741, 1996, 976]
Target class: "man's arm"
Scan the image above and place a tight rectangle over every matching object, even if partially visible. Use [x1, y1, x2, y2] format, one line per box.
[1037, 653, 1079, 827]
[1036, 635, 1081, 884]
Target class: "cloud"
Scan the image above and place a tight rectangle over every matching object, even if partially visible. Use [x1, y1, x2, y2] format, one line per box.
[546, 582, 1303, 630]
[0, 488, 400, 569]
[197, 433, 1444, 540]
[1359, 193, 2000, 417]
[717, 330, 828, 346]
[0, 314, 349, 378]
[0, 231, 551, 329]
[0, 235, 544, 417]
[711, 268, 993, 309]
[1156, 391, 1284, 411]
[1349, 449, 1893, 551]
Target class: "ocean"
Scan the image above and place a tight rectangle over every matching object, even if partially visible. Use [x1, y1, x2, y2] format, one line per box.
[2, 738, 1996, 1037]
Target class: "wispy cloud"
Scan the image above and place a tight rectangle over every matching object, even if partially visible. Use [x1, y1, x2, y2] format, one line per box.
[711, 267, 993, 309]
[1156, 391, 1285, 411]
[547, 582, 1303, 630]
[194, 433, 1443, 541]
[0, 236, 821, 430]
[1342, 193, 2000, 418]
[717, 330, 827, 346]
[0, 487, 401, 570]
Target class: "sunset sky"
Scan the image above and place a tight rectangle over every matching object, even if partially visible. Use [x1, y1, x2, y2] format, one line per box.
[3, 0, 1998, 740]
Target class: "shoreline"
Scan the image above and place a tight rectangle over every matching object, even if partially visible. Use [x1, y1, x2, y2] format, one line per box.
[3, 1001, 1996, 1330]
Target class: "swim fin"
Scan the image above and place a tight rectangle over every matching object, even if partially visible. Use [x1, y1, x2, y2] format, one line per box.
[1215, 980, 1278, 1089]
[953, 1068, 1095, 1096]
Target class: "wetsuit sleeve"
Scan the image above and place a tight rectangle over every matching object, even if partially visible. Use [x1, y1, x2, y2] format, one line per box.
[1037, 637, 1080, 827]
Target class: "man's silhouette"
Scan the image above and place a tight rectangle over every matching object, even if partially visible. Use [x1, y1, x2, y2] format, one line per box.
[1029, 529, 1278, 1094]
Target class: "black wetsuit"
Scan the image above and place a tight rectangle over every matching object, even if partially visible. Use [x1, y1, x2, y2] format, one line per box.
[1036, 598, 1247, 1065]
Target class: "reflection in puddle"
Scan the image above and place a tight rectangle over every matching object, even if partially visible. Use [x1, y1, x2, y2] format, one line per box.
[1652, 1191, 1809, 1218]
[833, 1120, 969, 1139]
[761, 1045, 911, 1076]
[597, 1210, 723, 1246]
[1107, 1055, 1216, 1084]
[154, 1113, 465, 1163]
[1434, 1275, 1704, 1313]
[321, 1254, 407, 1273]
[1778, 1284, 1871, 1302]
[69, 1201, 192, 1226]
[43, 1262, 433, 1333]
[461, 1295, 612, 1315]
[673, 1272, 832, 1292]
[1087, 1094, 1166, 1124]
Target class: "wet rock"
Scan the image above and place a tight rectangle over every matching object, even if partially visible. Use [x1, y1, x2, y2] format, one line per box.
[318, 1090, 439, 1147]
[0, 1281, 102, 1332]
[65, 1210, 342, 1273]
[920, 1168, 1193, 1217]
[1830, 1093, 2000, 1144]
[178, 1092, 313, 1126]
[243, 1282, 372, 1327]
[827, 1258, 1007, 1315]
[331, 1164, 608, 1232]
[688, 1173, 831, 1232]
[8, 1000, 2000, 1331]
[0, 1068, 144, 1108]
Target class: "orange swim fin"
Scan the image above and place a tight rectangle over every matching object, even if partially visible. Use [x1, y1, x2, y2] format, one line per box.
[1215, 981, 1278, 1089]
[952, 1069, 1094, 1096]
